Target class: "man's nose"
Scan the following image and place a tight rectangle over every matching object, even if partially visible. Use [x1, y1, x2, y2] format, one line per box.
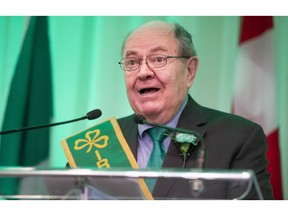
[137, 60, 155, 79]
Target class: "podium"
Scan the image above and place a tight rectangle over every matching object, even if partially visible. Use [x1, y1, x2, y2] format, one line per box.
[0, 166, 264, 200]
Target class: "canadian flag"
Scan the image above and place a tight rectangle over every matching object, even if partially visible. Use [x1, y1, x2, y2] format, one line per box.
[233, 16, 283, 199]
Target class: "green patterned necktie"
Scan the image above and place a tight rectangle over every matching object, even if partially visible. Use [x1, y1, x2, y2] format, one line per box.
[145, 127, 167, 192]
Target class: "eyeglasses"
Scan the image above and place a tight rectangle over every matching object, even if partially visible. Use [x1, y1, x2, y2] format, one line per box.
[118, 54, 190, 71]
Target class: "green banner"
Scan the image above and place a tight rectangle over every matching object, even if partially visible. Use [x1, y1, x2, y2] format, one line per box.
[61, 117, 153, 200]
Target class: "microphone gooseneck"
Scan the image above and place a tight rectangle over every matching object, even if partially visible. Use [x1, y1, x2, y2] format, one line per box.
[0, 108, 102, 135]
[134, 114, 203, 143]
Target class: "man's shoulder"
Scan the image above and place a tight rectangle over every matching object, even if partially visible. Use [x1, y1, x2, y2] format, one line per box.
[188, 96, 257, 125]
[200, 105, 262, 129]
[187, 95, 259, 127]
[116, 114, 136, 128]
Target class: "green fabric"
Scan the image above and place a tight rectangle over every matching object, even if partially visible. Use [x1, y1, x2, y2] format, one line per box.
[62, 117, 136, 169]
[145, 127, 167, 192]
[0, 16, 53, 195]
[147, 127, 167, 168]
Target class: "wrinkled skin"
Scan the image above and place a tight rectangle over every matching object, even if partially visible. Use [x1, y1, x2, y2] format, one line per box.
[122, 21, 198, 124]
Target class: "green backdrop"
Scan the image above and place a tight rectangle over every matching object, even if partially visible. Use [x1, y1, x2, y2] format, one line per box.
[0, 16, 287, 199]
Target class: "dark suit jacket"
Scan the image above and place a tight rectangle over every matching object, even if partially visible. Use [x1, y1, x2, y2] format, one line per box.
[117, 95, 274, 200]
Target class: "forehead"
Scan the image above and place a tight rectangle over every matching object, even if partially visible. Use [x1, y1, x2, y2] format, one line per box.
[123, 22, 179, 56]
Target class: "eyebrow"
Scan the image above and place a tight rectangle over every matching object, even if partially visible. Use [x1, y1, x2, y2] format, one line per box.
[125, 51, 138, 57]
[124, 46, 168, 57]
[151, 46, 168, 53]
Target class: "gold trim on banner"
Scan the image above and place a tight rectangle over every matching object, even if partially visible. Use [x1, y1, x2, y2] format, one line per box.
[61, 117, 153, 200]
[109, 117, 153, 200]
[61, 140, 77, 168]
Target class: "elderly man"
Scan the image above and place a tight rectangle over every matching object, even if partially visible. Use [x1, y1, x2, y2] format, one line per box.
[117, 20, 273, 200]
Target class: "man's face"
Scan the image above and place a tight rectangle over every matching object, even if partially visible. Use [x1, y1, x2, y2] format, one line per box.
[122, 22, 198, 124]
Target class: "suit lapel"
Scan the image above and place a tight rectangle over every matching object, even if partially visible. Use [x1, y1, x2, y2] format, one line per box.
[118, 115, 139, 160]
[153, 95, 208, 198]
[177, 95, 207, 141]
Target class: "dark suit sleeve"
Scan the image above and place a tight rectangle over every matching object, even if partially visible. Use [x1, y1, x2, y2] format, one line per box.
[229, 124, 274, 199]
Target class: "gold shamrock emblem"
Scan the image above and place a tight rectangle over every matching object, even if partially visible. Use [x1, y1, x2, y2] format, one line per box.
[74, 129, 109, 153]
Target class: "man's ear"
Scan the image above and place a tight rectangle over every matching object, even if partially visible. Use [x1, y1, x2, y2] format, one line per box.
[187, 56, 199, 88]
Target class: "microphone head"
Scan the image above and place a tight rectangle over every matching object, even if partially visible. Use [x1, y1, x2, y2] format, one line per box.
[86, 109, 102, 120]
[134, 114, 146, 124]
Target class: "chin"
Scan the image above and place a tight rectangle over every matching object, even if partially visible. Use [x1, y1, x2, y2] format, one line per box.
[140, 107, 162, 118]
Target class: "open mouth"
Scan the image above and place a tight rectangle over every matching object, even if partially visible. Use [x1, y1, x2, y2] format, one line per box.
[139, 88, 160, 95]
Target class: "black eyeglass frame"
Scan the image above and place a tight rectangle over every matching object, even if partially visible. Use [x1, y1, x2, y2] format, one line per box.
[118, 55, 191, 71]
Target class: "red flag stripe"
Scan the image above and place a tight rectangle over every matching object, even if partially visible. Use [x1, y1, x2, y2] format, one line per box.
[267, 129, 283, 200]
[234, 16, 283, 199]
[240, 16, 273, 44]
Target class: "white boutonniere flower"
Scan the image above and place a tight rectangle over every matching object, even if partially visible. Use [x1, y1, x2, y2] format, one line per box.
[166, 131, 199, 167]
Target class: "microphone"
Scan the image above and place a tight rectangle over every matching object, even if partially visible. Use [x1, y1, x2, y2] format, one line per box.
[134, 114, 205, 196]
[0, 109, 102, 135]
[134, 114, 203, 144]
